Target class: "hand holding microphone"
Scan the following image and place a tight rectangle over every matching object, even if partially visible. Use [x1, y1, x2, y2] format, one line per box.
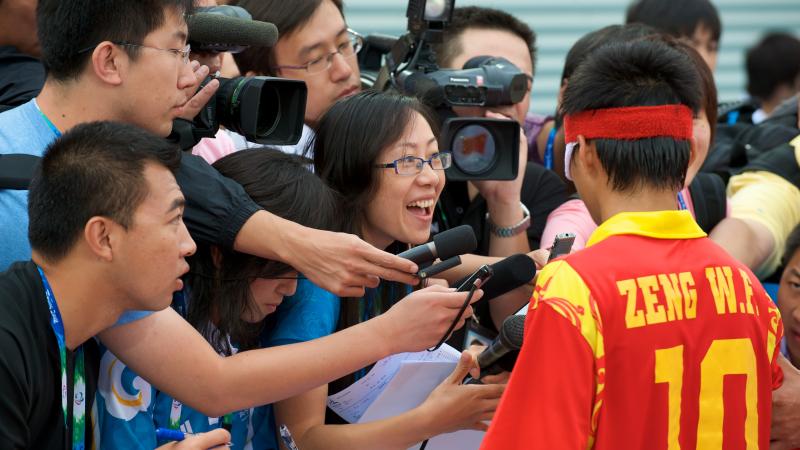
[465, 315, 525, 384]
[377, 285, 483, 354]
[398, 225, 477, 279]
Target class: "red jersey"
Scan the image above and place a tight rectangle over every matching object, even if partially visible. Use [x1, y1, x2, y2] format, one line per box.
[481, 210, 783, 450]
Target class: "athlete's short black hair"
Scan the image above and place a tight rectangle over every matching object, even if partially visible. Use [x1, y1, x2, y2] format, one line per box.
[562, 39, 702, 192]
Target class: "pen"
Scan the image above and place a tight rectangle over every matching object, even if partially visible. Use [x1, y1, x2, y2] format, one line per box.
[154, 428, 233, 447]
[279, 424, 301, 450]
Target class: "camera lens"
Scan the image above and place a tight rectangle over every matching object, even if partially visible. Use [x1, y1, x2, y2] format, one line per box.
[451, 124, 496, 175]
[254, 83, 280, 137]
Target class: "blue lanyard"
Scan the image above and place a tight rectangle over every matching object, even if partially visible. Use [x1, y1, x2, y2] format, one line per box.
[677, 191, 688, 211]
[543, 126, 557, 170]
[37, 266, 85, 450]
[33, 98, 62, 137]
[727, 110, 740, 126]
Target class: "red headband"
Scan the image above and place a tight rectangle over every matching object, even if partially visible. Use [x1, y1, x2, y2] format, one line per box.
[564, 105, 693, 143]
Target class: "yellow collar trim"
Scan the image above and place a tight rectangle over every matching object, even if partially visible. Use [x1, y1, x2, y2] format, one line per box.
[586, 210, 706, 247]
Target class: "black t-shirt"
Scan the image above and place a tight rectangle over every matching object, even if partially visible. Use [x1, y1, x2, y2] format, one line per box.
[434, 162, 567, 255]
[0, 46, 45, 110]
[0, 261, 98, 450]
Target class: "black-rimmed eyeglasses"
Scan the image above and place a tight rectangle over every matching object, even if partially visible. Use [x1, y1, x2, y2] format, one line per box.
[374, 153, 452, 176]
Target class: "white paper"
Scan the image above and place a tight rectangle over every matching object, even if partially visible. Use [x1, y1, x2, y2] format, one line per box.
[327, 345, 460, 424]
[359, 360, 485, 450]
[327, 344, 484, 450]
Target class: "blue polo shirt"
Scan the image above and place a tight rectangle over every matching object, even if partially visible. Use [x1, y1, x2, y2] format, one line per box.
[0, 100, 150, 324]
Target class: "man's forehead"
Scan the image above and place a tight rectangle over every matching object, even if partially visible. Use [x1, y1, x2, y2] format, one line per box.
[281, 2, 346, 54]
[151, 7, 189, 42]
[457, 28, 532, 71]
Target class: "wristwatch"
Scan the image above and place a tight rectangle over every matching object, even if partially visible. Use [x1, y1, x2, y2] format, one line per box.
[486, 203, 531, 238]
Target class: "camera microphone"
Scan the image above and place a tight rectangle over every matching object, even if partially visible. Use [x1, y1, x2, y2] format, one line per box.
[397, 224, 477, 265]
[472, 315, 525, 380]
[187, 13, 278, 53]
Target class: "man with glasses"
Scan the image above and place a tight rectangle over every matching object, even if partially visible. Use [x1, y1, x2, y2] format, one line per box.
[232, 0, 363, 153]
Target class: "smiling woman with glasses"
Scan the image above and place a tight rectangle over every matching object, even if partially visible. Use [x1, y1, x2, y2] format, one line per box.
[263, 91, 502, 450]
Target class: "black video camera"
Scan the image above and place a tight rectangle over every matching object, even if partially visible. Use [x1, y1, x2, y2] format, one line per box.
[373, 0, 523, 180]
[169, 6, 308, 150]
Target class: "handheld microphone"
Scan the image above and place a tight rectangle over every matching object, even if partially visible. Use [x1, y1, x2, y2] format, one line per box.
[475, 315, 525, 378]
[453, 253, 536, 302]
[397, 225, 477, 265]
[187, 13, 279, 53]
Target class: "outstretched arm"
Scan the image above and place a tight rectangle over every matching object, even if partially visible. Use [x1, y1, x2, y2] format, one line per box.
[99, 286, 481, 416]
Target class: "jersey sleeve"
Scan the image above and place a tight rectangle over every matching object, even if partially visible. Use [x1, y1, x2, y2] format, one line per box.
[481, 260, 602, 450]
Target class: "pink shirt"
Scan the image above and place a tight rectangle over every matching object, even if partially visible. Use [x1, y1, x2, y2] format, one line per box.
[540, 187, 698, 251]
[191, 129, 237, 164]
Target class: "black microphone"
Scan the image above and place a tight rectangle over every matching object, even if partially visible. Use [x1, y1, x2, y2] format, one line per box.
[454, 253, 536, 302]
[476, 315, 525, 378]
[397, 225, 477, 265]
[187, 13, 279, 53]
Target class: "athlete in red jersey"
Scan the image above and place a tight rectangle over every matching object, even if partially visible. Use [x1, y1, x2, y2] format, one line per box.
[481, 39, 783, 450]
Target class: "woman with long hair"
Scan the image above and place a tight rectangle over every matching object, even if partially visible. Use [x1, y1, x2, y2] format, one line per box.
[268, 91, 503, 450]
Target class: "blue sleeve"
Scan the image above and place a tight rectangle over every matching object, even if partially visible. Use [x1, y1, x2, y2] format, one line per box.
[264, 279, 340, 347]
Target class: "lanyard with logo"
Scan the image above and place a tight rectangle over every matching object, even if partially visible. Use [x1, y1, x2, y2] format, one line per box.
[32, 98, 62, 138]
[37, 266, 85, 450]
[543, 126, 557, 170]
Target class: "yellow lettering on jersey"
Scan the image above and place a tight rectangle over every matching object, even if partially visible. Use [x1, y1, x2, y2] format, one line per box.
[619, 279, 644, 329]
[638, 275, 666, 325]
[738, 268, 757, 316]
[706, 266, 737, 315]
[658, 273, 682, 322]
[620, 272, 699, 329]
[678, 272, 697, 320]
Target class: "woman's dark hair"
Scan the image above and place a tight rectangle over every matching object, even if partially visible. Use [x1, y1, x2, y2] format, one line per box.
[312, 91, 439, 393]
[562, 39, 702, 192]
[313, 90, 439, 238]
[232, 0, 344, 76]
[661, 37, 718, 144]
[185, 148, 341, 354]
